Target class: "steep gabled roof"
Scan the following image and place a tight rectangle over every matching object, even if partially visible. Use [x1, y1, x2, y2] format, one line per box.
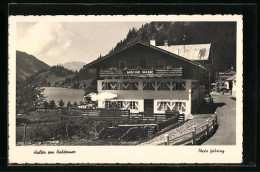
[157, 44, 211, 61]
[84, 40, 208, 71]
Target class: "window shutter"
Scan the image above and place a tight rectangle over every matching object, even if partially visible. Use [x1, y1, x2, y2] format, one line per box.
[134, 82, 138, 90]
[172, 82, 176, 90]
[101, 101, 105, 108]
[102, 82, 105, 90]
[135, 101, 139, 110]
[123, 101, 130, 109]
[167, 102, 171, 110]
[157, 82, 162, 90]
[182, 102, 186, 111]
[152, 82, 156, 90]
[181, 82, 186, 90]
[143, 82, 147, 89]
[167, 82, 170, 90]
[157, 102, 161, 110]
[172, 102, 176, 110]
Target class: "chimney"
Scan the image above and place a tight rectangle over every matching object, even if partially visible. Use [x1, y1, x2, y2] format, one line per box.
[150, 39, 156, 46]
[164, 40, 168, 46]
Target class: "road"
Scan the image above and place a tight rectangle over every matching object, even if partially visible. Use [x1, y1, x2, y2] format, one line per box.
[202, 92, 236, 145]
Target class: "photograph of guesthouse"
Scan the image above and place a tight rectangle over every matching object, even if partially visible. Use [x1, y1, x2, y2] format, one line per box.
[84, 40, 210, 117]
[16, 21, 238, 146]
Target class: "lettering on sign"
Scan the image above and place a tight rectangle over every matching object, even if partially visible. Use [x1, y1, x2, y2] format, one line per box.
[100, 68, 182, 77]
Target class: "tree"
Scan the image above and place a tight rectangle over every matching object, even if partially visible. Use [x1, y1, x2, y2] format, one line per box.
[16, 78, 45, 114]
[67, 101, 72, 107]
[79, 101, 84, 105]
[73, 101, 78, 107]
[49, 100, 56, 109]
[42, 101, 49, 109]
[58, 99, 65, 107]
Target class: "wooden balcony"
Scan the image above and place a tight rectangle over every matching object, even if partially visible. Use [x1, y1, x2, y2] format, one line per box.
[100, 68, 182, 78]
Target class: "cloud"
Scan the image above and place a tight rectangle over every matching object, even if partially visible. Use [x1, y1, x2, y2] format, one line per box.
[16, 22, 147, 65]
[17, 22, 72, 65]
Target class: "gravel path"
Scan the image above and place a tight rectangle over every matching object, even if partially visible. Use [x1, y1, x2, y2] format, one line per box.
[139, 115, 214, 146]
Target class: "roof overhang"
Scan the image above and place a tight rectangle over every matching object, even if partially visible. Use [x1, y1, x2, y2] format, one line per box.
[84, 40, 208, 71]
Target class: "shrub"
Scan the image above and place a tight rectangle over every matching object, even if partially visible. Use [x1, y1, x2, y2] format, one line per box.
[98, 127, 129, 140]
[28, 124, 56, 142]
[55, 117, 97, 141]
[119, 127, 149, 142]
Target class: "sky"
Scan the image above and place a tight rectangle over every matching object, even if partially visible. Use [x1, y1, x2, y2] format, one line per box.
[16, 22, 147, 66]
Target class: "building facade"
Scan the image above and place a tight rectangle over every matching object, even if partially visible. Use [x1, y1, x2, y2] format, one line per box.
[215, 67, 236, 90]
[84, 40, 209, 115]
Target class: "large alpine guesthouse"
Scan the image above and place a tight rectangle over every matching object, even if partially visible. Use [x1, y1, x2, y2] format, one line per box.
[84, 40, 210, 115]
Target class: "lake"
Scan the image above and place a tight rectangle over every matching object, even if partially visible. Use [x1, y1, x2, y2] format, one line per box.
[43, 87, 84, 104]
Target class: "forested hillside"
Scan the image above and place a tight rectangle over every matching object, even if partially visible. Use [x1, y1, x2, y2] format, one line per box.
[16, 51, 49, 81]
[110, 22, 236, 72]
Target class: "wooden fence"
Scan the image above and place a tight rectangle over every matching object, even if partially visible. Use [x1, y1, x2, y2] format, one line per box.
[60, 108, 130, 120]
[156, 115, 218, 145]
[129, 113, 176, 122]
[60, 107, 177, 122]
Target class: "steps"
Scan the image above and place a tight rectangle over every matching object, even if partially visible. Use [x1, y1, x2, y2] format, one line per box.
[177, 114, 185, 122]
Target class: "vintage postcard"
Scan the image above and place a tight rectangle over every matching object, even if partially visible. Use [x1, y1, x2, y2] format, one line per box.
[8, 15, 243, 164]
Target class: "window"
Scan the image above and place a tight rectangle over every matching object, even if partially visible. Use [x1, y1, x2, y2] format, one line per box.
[175, 102, 182, 111]
[174, 102, 186, 111]
[105, 101, 122, 109]
[130, 101, 138, 110]
[107, 82, 119, 90]
[158, 60, 165, 69]
[102, 82, 138, 90]
[105, 101, 111, 108]
[102, 82, 107, 90]
[143, 82, 156, 90]
[119, 61, 126, 69]
[158, 102, 170, 111]
[121, 82, 138, 90]
[172, 81, 186, 90]
[157, 82, 170, 90]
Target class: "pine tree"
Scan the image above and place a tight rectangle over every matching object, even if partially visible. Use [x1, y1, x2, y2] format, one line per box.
[58, 99, 65, 107]
[73, 101, 78, 107]
[49, 100, 56, 109]
[67, 101, 72, 107]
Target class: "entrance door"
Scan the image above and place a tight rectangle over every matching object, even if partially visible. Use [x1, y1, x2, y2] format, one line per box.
[144, 99, 154, 114]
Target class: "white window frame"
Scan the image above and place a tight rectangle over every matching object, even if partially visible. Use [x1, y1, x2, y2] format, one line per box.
[143, 81, 156, 90]
[157, 82, 170, 91]
[172, 81, 186, 90]
[159, 102, 170, 111]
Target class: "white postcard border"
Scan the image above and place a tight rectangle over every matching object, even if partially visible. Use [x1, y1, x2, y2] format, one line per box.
[8, 15, 243, 164]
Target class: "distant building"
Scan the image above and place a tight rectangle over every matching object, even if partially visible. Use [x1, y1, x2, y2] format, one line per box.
[216, 66, 236, 90]
[83, 40, 210, 115]
[227, 74, 236, 99]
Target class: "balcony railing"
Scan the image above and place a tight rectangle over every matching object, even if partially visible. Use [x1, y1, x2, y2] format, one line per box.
[100, 68, 182, 78]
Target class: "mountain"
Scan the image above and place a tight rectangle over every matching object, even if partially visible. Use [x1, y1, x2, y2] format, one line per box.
[16, 51, 49, 81]
[59, 61, 86, 71]
[110, 22, 236, 73]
